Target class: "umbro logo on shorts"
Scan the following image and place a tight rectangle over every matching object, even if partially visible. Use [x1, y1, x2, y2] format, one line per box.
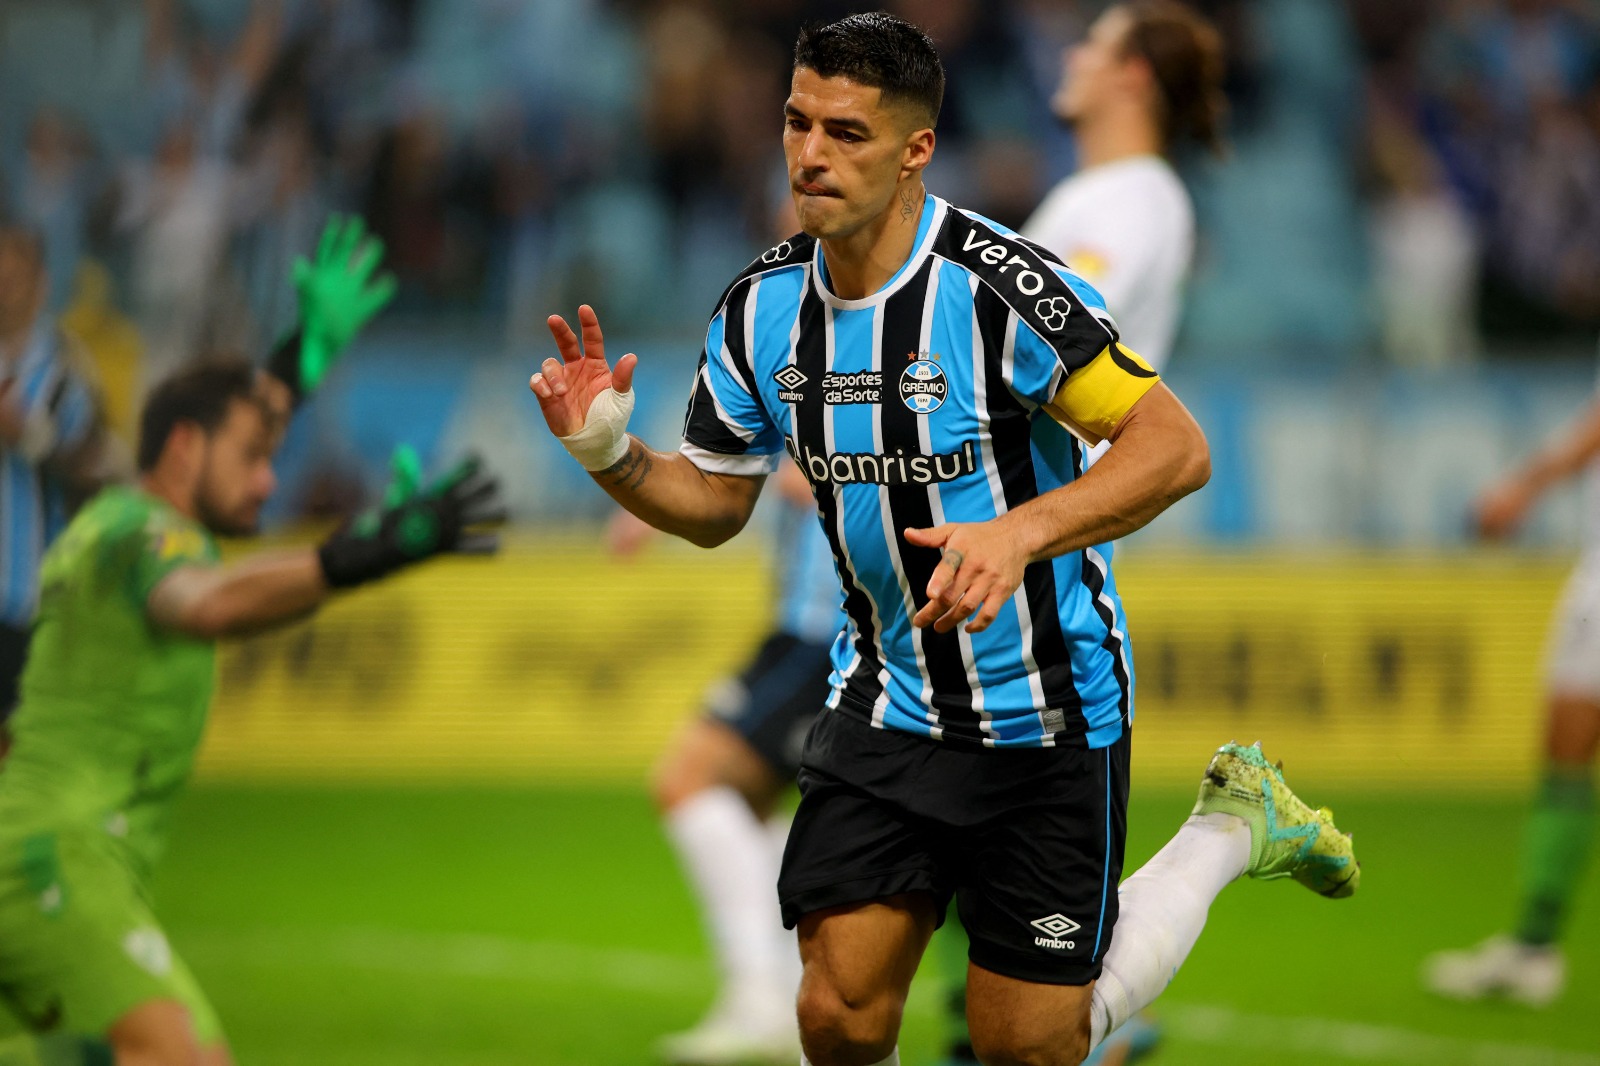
[1031, 913, 1081, 951]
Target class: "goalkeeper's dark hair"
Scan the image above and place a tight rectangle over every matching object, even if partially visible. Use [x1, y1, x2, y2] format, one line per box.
[1118, 0, 1228, 157]
[137, 359, 262, 471]
[794, 12, 944, 128]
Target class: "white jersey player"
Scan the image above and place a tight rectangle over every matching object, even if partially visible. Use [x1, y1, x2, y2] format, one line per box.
[1424, 345, 1600, 1007]
[1019, 0, 1224, 379]
[1023, 157, 1191, 374]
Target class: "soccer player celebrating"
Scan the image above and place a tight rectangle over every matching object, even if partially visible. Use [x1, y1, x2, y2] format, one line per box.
[935, 5, 1226, 1062]
[1423, 355, 1600, 1007]
[531, 14, 1357, 1066]
[0, 222, 503, 1066]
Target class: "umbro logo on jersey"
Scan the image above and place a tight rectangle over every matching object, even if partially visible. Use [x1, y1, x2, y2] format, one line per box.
[1031, 913, 1081, 951]
[1035, 296, 1073, 333]
[762, 240, 795, 264]
[773, 365, 808, 403]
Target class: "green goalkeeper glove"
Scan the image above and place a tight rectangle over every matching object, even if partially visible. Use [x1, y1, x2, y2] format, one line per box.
[318, 452, 505, 589]
[267, 214, 398, 403]
[382, 443, 424, 508]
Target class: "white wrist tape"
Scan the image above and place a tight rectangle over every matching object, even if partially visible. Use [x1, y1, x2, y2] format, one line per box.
[557, 387, 636, 471]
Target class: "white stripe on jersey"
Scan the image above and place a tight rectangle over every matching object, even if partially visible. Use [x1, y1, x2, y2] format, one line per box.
[968, 274, 1055, 746]
[1083, 545, 1132, 718]
[677, 442, 777, 476]
[916, 261, 993, 742]
[696, 362, 760, 443]
[816, 290, 896, 726]
[997, 311, 1040, 414]
[849, 298, 936, 734]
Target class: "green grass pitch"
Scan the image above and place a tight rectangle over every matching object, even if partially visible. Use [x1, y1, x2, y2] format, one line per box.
[147, 783, 1598, 1065]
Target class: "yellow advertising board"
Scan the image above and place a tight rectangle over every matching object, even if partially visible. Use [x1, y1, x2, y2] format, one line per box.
[198, 539, 1572, 790]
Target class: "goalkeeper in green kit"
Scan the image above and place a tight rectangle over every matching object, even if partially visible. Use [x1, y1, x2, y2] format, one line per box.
[0, 218, 504, 1066]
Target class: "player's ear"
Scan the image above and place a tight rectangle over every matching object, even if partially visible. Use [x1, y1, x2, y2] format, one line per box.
[900, 125, 935, 180]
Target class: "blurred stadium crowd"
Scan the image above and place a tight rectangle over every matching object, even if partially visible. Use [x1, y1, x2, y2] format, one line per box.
[2, 0, 1600, 523]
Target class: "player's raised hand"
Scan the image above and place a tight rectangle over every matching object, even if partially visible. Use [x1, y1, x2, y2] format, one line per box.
[533, 305, 639, 437]
[318, 452, 507, 588]
[269, 214, 398, 404]
[905, 521, 1029, 634]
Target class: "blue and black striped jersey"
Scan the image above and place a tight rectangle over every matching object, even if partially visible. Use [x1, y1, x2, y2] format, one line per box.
[1, 321, 98, 628]
[681, 195, 1158, 750]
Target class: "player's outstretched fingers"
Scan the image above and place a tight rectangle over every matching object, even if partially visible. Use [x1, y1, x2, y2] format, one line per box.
[577, 304, 607, 362]
[547, 315, 583, 362]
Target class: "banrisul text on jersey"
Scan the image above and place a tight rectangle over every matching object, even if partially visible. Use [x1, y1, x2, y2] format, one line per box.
[680, 196, 1161, 751]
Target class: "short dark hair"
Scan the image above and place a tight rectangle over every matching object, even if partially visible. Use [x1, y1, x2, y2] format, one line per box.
[1118, 0, 1228, 157]
[137, 359, 262, 471]
[794, 12, 945, 127]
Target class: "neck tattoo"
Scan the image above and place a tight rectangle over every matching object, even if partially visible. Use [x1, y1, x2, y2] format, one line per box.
[900, 186, 916, 222]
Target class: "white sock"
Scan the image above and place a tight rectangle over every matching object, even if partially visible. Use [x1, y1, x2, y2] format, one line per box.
[1088, 813, 1251, 1049]
[667, 787, 788, 1002]
[801, 1050, 899, 1066]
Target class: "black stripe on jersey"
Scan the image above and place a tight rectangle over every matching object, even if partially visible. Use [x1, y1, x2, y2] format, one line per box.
[709, 232, 817, 320]
[792, 277, 886, 712]
[684, 243, 814, 457]
[1079, 551, 1132, 734]
[681, 357, 759, 455]
[719, 281, 762, 401]
[934, 211, 1115, 374]
[878, 260, 983, 742]
[972, 282, 1085, 740]
[679, 279, 766, 456]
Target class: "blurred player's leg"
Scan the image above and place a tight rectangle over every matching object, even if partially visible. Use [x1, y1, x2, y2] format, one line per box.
[654, 696, 810, 1065]
[929, 922, 974, 1065]
[1424, 555, 1600, 1007]
[1520, 695, 1598, 948]
[1423, 693, 1596, 1007]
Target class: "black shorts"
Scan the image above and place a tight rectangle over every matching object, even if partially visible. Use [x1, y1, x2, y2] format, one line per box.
[777, 709, 1130, 986]
[704, 631, 834, 779]
[0, 623, 27, 726]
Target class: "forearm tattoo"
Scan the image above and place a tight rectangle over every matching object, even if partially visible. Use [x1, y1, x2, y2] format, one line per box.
[597, 441, 653, 491]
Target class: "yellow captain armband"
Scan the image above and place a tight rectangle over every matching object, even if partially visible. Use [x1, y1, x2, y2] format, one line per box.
[1043, 344, 1160, 444]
